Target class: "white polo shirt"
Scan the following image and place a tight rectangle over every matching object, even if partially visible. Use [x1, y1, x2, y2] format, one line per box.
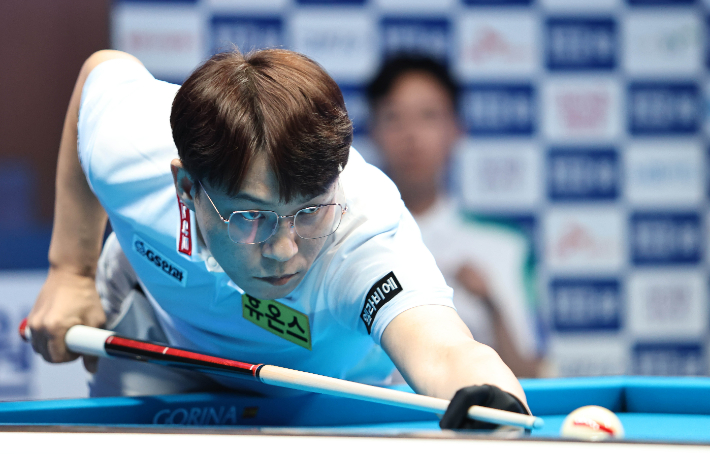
[77, 59, 454, 386]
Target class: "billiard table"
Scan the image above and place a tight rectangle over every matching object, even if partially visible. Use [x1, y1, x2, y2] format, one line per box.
[0, 376, 708, 452]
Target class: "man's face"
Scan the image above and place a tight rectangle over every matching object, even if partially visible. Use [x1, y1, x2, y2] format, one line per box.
[371, 71, 460, 192]
[189, 154, 336, 300]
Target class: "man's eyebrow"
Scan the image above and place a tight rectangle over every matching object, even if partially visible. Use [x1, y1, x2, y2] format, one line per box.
[232, 191, 330, 209]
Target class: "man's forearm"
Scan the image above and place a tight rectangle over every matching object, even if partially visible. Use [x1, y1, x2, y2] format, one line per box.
[433, 339, 527, 405]
[49, 51, 141, 276]
[383, 305, 526, 405]
[49, 81, 106, 277]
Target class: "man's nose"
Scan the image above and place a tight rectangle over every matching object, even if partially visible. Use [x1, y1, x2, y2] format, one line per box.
[261, 217, 298, 262]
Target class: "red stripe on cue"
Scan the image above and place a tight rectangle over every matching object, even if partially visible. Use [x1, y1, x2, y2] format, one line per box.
[105, 336, 261, 376]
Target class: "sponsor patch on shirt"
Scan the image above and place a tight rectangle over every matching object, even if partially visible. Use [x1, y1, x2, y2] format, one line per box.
[134, 235, 187, 287]
[242, 294, 312, 350]
[360, 272, 402, 334]
[177, 195, 192, 256]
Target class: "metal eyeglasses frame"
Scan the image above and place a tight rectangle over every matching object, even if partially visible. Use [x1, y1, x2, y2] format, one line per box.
[197, 181, 347, 244]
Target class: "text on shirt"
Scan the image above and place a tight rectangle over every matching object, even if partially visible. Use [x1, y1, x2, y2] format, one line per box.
[242, 294, 312, 350]
[133, 234, 187, 287]
[361, 272, 402, 334]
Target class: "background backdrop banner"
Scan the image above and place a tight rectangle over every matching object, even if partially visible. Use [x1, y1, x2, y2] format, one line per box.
[3, 0, 710, 400]
[104, 0, 710, 379]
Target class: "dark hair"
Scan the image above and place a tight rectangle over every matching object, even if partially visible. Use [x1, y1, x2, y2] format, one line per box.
[366, 54, 459, 113]
[171, 49, 352, 202]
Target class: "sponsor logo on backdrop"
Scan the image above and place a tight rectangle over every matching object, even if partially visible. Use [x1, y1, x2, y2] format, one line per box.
[296, 0, 366, 3]
[290, 11, 377, 82]
[625, 12, 701, 75]
[374, 0, 457, 9]
[210, 16, 282, 53]
[549, 335, 628, 376]
[466, 27, 523, 63]
[455, 13, 537, 79]
[461, 84, 535, 135]
[630, 213, 702, 265]
[546, 209, 624, 272]
[477, 157, 525, 192]
[462, 0, 533, 4]
[112, 4, 203, 80]
[628, 272, 707, 338]
[547, 149, 619, 201]
[380, 17, 450, 62]
[633, 343, 706, 376]
[557, 91, 608, 129]
[546, 18, 617, 70]
[625, 143, 703, 206]
[543, 79, 621, 140]
[339, 85, 369, 136]
[207, 0, 288, 8]
[628, 0, 694, 4]
[126, 31, 193, 53]
[549, 279, 621, 332]
[541, 0, 620, 9]
[628, 83, 700, 135]
[459, 141, 542, 210]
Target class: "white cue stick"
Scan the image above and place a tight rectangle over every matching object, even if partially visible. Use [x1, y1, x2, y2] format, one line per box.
[20, 322, 543, 430]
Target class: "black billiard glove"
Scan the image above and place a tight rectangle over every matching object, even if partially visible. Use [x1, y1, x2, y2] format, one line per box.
[439, 384, 530, 431]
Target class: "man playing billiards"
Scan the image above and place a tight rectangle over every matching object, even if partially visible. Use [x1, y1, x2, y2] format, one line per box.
[27, 48, 528, 429]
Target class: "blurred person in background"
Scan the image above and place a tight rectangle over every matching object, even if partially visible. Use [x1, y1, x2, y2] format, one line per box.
[367, 55, 543, 378]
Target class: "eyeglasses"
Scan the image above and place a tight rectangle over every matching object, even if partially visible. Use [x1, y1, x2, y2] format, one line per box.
[198, 181, 347, 244]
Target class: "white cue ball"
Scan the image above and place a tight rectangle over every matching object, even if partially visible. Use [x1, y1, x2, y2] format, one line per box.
[560, 405, 625, 441]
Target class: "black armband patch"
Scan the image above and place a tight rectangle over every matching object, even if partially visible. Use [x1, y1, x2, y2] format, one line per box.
[360, 272, 402, 334]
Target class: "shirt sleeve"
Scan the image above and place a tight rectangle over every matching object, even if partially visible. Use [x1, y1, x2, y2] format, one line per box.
[77, 59, 180, 216]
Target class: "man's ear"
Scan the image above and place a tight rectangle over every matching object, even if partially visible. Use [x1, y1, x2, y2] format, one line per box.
[171, 159, 196, 211]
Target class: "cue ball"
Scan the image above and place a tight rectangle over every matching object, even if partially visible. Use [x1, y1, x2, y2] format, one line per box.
[560, 405, 624, 441]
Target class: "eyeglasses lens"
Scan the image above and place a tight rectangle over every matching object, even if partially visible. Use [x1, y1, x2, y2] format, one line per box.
[294, 204, 342, 240]
[228, 211, 277, 244]
[227, 204, 343, 244]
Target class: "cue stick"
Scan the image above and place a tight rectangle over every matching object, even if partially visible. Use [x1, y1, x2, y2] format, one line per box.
[19, 320, 543, 430]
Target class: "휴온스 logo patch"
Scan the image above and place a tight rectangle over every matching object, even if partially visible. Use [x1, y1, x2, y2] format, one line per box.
[133, 234, 187, 287]
[242, 294, 312, 350]
[361, 272, 402, 334]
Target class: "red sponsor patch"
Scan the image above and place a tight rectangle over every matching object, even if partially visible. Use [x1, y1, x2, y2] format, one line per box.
[177, 195, 192, 256]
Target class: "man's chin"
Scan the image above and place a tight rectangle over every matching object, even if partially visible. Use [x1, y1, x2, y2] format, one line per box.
[245, 276, 301, 300]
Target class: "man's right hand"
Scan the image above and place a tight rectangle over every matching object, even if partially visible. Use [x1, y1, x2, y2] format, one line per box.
[27, 267, 106, 372]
